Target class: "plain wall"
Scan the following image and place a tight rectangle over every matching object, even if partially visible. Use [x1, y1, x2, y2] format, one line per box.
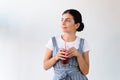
[0, 0, 120, 80]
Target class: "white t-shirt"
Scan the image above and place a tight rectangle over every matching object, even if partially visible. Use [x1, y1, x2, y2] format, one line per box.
[46, 35, 90, 52]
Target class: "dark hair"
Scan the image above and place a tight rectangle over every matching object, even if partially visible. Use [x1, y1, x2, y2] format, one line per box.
[62, 9, 84, 32]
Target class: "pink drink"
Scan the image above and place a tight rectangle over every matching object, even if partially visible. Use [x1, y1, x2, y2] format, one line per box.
[61, 41, 69, 64]
[61, 49, 68, 64]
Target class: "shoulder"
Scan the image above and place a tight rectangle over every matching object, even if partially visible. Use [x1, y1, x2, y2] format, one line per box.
[51, 35, 61, 42]
[76, 36, 88, 43]
[46, 35, 61, 45]
[76, 36, 85, 43]
[46, 35, 59, 51]
[77, 36, 90, 52]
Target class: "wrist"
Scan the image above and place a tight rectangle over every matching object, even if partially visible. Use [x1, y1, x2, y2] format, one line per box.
[54, 56, 58, 61]
[76, 52, 82, 58]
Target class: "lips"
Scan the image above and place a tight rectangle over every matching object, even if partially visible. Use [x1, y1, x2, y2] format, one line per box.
[62, 26, 67, 28]
[61, 25, 68, 30]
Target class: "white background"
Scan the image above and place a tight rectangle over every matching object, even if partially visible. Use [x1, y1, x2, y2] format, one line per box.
[0, 0, 120, 80]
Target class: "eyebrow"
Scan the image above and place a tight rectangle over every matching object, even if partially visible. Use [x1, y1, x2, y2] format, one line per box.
[61, 18, 71, 20]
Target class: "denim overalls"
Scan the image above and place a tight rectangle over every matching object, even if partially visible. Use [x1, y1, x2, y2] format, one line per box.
[52, 37, 88, 80]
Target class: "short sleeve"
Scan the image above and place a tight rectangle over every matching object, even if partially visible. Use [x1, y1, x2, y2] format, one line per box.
[83, 39, 90, 52]
[45, 38, 53, 51]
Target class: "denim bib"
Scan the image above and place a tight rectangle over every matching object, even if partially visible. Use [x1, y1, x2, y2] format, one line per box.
[52, 36, 88, 80]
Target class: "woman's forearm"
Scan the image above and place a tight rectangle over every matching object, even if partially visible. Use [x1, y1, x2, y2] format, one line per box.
[43, 56, 57, 70]
[77, 53, 89, 75]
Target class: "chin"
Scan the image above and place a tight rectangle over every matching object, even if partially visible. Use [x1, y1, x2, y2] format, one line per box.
[62, 29, 66, 32]
[61, 29, 69, 32]
[62, 31, 69, 33]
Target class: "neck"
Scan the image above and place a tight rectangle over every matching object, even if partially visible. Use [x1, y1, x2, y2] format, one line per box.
[62, 33, 76, 42]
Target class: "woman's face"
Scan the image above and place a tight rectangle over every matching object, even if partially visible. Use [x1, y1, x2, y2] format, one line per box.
[61, 13, 79, 33]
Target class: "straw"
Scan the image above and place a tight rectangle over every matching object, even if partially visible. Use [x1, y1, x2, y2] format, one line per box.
[65, 41, 66, 50]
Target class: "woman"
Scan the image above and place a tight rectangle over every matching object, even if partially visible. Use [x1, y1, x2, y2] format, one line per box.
[43, 9, 90, 80]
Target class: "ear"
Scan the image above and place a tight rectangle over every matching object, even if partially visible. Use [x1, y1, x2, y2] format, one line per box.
[75, 23, 80, 29]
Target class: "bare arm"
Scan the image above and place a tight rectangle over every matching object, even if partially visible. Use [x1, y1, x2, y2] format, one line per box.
[67, 47, 89, 75]
[43, 48, 57, 70]
[43, 48, 67, 70]
[76, 51, 89, 75]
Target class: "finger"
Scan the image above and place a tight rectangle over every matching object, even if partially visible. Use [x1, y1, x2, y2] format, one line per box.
[68, 47, 74, 52]
[58, 54, 67, 60]
[59, 54, 65, 58]
[59, 57, 66, 60]
[67, 49, 74, 54]
[67, 49, 76, 58]
[60, 51, 66, 55]
[67, 53, 73, 58]
[68, 47, 75, 50]
[64, 55, 69, 58]
[57, 52, 66, 58]
[59, 48, 64, 52]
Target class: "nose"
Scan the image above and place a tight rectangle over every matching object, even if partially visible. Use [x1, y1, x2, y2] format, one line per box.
[61, 20, 65, 25]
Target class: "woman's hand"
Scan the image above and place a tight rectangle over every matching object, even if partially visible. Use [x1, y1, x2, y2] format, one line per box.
[54, 48, 68, 61]
[67, 47, 80, 58]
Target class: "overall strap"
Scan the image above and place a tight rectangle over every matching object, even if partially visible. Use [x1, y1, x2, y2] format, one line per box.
[52, 36, 58, 56]
[78, 38, 84, 54]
